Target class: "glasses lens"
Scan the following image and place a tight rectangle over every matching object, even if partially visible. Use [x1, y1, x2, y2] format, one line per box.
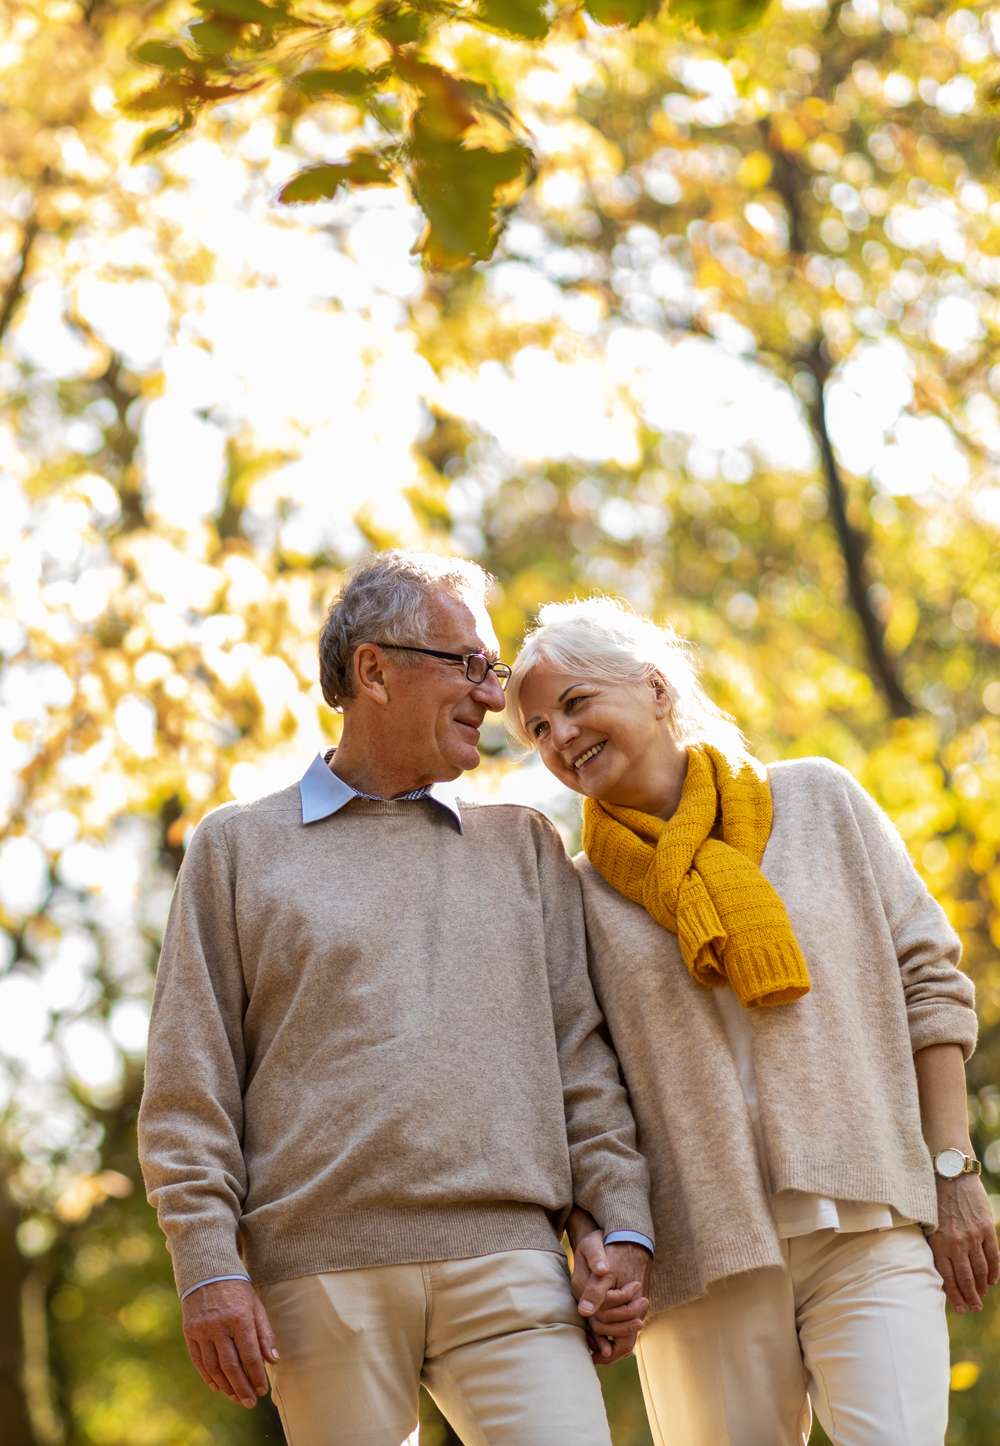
[465, 655, 489, 684]
[493, 663, 512, 692]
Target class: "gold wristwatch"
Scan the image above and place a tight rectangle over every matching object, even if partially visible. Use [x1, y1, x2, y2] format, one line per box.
[932, 1147, 981, 1180]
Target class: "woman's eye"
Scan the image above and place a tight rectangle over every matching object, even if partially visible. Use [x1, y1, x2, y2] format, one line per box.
[533, 722, 548, 738]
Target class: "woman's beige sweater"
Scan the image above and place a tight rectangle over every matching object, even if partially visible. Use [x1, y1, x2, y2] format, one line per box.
[576, 756, 977, 1314]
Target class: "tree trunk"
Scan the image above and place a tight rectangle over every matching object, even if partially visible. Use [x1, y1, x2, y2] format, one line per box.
[0, 1176, 36, 1446]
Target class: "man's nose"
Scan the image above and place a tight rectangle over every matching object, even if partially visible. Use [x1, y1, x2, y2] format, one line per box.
[473, 671, 507, 712]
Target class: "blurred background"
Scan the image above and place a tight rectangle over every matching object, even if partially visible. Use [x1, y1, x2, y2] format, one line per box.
[2, 0, 1000, 1441]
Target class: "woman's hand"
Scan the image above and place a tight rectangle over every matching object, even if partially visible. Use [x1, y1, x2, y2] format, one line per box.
[566, 1210, 651, 1364]
[914, 1042, 1000, 1313]
[928, 1175, 1000, 1314]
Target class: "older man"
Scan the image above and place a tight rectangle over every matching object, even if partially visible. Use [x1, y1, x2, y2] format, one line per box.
[138, 551, 653, 1446]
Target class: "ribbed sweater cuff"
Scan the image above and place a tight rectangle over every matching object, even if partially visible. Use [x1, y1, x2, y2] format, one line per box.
[586, 1183, 655, 1246]
[169, 1227, 246, 1300]
[908, 1002, 978, 1062]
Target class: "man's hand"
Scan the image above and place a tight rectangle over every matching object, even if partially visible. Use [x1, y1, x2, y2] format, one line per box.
[182, 1279, 279, 1407]
[570, 1229, 651, 1365]
[928, 1175, 1000, 1314]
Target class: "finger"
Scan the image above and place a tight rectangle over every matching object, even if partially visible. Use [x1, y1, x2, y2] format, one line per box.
[595, 1331, 640, 1366]
[592, 1298, 650, 1325]
[586, 1324, 609, 1359]
[253, 1296, 280, 1365]
[216, 1338, 261, 1407]
[577, 1235, 610, 1277]
[200, 1338, 242, 1400]
[233, 1320, 270, 1396]
[588, 1314, 647, 1338]
[951, 1249, 984, 1312]
[185, 1336, 219, 1391]
[577, 1273, 613, 1318]
[985, 1230, 1000, 1287]
[969, 1241, 990, 1296]
[930, 1250, 963, 1314]
[602, 1281, 641, 1306]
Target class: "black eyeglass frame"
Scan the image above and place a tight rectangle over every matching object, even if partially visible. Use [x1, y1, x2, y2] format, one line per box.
[370, 643, 512, 690]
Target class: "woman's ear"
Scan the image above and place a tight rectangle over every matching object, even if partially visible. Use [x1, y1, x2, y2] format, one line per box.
[649, 672, 673, 720]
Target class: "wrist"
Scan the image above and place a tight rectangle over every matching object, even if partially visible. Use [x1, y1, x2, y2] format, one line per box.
[566, 1209, 599, 1251]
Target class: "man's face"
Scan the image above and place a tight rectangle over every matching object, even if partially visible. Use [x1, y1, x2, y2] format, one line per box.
[380, 589, 506, 782]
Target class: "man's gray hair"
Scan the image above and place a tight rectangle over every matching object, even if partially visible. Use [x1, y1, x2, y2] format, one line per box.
[319, 550, 494, 710]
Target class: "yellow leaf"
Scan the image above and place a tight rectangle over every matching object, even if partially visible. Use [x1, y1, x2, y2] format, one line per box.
[951, 1362, 980, 1392]
[738, 150, 772, 187]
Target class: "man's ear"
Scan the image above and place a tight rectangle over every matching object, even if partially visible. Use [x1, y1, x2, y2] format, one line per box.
[352, 645, 391, 706]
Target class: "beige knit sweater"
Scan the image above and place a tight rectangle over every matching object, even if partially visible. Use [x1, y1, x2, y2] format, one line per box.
[576, 757, 976, 1314]
[138, 790, 653, 1298]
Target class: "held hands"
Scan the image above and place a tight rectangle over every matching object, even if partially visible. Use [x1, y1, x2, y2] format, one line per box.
[182, 1279, 278, 1407]
[567, 1211, 651, 1365]
[928, 1174, 1000, 1315]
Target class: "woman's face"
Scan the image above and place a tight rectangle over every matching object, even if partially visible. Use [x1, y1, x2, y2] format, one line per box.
[516, 664, 682, 809]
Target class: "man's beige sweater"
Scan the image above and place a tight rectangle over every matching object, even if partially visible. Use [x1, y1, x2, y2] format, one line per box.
[576, 757, 977, 1315]
[139, 789, 653, 1298]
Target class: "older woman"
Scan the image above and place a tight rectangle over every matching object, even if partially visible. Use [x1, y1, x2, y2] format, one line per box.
[506, 595, 997, 1446]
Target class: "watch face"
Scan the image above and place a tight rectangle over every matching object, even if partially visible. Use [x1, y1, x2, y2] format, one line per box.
[936, 1148, 966, 1179]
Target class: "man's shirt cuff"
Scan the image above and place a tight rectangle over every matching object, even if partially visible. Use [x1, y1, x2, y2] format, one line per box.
[604, 1230, 654, 1256]
[180, 1274, 251, 1301]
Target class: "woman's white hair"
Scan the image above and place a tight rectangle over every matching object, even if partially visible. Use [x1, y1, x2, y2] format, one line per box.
[505, 595, 749, 759]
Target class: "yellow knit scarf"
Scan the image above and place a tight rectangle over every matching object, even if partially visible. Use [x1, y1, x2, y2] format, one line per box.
[582, 743, 811, 1009]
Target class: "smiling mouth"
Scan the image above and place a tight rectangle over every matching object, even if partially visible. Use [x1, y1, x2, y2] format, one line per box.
[573, 741, 606, 770]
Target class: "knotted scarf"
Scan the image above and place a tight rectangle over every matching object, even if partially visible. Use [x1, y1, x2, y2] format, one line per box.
[582, 743, 811, 1009]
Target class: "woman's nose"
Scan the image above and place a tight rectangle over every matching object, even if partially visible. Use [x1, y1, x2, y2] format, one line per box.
[550, 717, 580, 750]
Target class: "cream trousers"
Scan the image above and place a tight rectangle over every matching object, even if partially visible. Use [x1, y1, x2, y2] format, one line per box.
[258, 1248, 612, 1446]
[635, 1224, 949, 1446]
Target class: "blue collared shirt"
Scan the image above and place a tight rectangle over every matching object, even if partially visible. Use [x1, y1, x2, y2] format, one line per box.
[182, 754, 651, 1298]
[299, 750, 464, 832]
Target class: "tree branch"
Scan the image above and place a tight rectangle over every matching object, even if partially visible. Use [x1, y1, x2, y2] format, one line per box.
[0, 219, 39, 349]
[763, 129, 912, 716]
[806, 344, 912, 716]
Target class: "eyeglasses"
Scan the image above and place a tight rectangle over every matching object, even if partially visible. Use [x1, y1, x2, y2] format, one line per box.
[371, 644, 512, 691]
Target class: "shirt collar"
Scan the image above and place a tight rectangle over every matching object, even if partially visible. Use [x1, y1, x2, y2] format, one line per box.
[298, 752, 463, 833]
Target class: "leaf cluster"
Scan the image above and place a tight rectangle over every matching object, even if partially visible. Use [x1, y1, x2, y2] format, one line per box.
[128, 0, 772, 267]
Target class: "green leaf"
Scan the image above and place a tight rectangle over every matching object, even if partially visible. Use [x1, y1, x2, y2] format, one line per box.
[133, 116, 195, 158]
[584, 0, 651, 26]
[669, 0, 770, 34]
[194, 0, 287, 24]
[132, 40, 197, 69]
[475, 0, 551, 38]
[296, 66, 387, 99]
[409, 116, 532, 269]
[278, 151, 394, 204]
[188, 16, 244, 55]
[372, 7, 424, 45]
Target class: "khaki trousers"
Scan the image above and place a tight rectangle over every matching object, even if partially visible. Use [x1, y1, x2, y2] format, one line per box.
[259, 1248, 612, 1446]
[635, 1225, 949, 1446]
